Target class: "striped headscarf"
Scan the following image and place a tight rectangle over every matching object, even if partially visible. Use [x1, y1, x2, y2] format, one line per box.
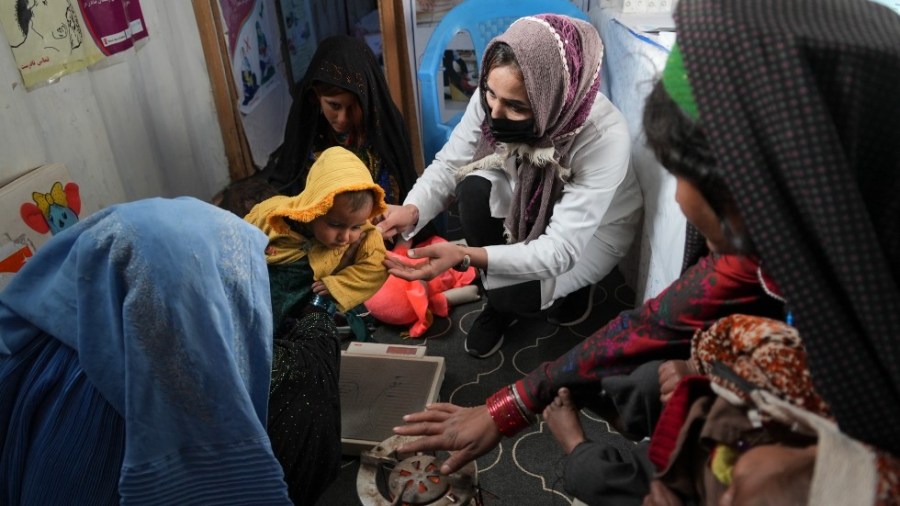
[465, 14, 603, 243]
[676, 0, 900, 455]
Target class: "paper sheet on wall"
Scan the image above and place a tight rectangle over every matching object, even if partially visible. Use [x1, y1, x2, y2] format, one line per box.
[80, 0, 150, 56]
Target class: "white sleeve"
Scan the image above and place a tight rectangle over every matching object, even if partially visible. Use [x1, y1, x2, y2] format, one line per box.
[402, 93, 485, 239]
[484, 97, 635, 280]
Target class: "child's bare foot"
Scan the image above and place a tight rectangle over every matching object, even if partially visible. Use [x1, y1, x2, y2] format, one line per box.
[542, 387, 586, 455]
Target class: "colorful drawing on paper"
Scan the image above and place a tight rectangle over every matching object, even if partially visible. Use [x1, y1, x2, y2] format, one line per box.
[0, 234, 36, 277]
[0, 164, 93, 290]
[0, 181, 81, 282]
[21, 181, 82, 236]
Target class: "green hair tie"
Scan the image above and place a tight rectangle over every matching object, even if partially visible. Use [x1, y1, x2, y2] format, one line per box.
[661, 43, 699, 120]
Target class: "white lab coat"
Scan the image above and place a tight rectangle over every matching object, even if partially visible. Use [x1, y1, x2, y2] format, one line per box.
[404, 91, 643, 308]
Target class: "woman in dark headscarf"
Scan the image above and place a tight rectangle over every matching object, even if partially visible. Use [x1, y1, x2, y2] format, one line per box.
[676, 0, 900, 456]
[268, 35, 417, 202]
[220, 36, 418, 218]
[643, 0, 900, 503]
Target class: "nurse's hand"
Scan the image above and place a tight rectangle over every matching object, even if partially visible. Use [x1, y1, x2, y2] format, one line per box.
[383, 241, 469, 281]
[374, 204, 419, 240]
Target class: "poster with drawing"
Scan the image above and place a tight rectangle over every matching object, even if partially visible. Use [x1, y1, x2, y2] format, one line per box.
[220, 0, 281, 114]
[0, 163, 98, 291]
[0, 0, 148, 89]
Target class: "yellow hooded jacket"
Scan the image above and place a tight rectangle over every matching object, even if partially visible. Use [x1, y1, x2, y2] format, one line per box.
[245, 146, 389, 312]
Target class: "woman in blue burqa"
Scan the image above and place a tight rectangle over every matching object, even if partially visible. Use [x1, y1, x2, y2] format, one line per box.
[0, 197, 326, 504]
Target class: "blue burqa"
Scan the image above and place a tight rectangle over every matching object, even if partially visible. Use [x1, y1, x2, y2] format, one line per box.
[0, 197, 291, 505]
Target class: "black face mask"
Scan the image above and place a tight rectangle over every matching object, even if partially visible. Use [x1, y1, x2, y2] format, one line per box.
[487, 114, 537, 143]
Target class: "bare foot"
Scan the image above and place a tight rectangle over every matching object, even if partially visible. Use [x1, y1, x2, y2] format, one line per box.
[542, 387, 586, 454]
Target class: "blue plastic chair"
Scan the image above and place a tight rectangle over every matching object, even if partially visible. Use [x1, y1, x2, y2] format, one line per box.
[417, 0, 590, 164]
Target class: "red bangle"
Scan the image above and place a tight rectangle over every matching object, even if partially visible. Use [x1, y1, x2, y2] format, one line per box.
[486, 387, 531, 437]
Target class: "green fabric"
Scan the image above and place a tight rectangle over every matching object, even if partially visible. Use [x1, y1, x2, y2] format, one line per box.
[661, 43, 699, 120]
[268, 259, 315, 333]
[343, 304, 374, 342]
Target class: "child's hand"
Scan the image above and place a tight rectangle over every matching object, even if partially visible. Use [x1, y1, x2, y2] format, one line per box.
[658, 360, 699, 404]
[312, 280, 330, 297]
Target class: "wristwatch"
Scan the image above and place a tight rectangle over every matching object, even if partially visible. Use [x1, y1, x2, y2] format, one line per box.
[453, 253, 471, 272]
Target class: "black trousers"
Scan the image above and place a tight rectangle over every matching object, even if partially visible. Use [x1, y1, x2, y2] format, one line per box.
[456, 176, 543, 315]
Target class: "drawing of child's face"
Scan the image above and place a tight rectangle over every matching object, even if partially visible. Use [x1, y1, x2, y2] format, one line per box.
[25, 0, 82, 52]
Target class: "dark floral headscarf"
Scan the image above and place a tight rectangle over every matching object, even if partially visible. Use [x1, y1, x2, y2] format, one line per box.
[676, 0, 900, 455]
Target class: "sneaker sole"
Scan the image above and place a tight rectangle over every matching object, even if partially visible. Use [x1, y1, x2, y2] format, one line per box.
[557, 284, 597, 327]
[463, 317, 517, 359]
[465, 335, 504, 359]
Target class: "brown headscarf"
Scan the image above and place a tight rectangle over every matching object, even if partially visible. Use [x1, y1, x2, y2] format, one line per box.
[464, 14, 603, 243]
[676, 0, 900, 455]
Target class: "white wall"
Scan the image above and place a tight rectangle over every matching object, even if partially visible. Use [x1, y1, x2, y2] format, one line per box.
[0, 2, 228, 209]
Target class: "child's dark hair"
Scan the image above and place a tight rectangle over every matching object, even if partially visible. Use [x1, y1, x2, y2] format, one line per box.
[643, 80, 751, 253]
[283, 190, 374, 236]
[337, 189, 375, 213]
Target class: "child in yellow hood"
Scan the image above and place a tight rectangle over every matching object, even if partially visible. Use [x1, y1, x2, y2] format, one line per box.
[246, 146, 388, 329]
[244, 146, 389, 504]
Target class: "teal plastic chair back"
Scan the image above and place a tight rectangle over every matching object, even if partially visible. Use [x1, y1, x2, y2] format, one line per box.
[418, 0, 590, 164]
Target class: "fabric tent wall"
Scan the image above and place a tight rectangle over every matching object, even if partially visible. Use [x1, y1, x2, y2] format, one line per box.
[0, 2, 227, 207]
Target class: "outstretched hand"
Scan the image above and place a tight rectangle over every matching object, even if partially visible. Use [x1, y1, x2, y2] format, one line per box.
[383, 241, 466, 281]
[392, 403, 502, 474]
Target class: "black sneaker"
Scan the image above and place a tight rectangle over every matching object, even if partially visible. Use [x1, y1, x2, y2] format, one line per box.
[464, 303, 516, 358]
[547, 283, 597, 327]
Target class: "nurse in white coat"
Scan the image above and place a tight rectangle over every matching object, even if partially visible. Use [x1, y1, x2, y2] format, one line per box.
[377, 14, 642, 358]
